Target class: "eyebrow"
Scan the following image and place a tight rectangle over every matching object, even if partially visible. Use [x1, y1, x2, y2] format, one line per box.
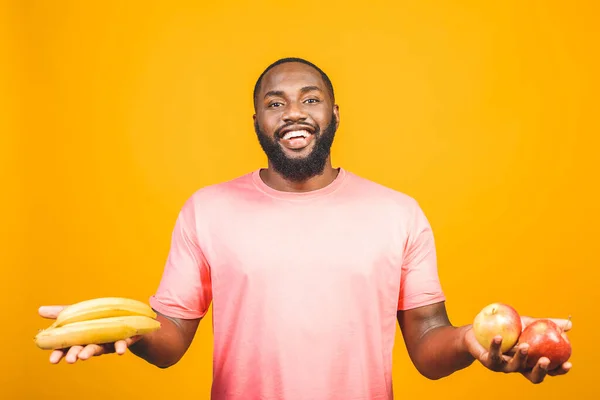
[263, 86, 323, 99]
[300, 85, 321, 94]
[264, 90, 284, 99]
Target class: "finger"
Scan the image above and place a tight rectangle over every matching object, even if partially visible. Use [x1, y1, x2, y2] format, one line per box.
[77, 344, 106, 360]
[49, 349, 65, 364]
[506, 343, 529, 372]
[487, 336, 504, 370]
[38, 306, 66, 319]
[550, 318, 572, 332]
[529, 357, 550, 384]
[65, 346, 84, 364]
[114, 340, 128, 355]
[125, 335, 142, 346]
[548, 362, 572, 376]
[504, 343, 520, 357]
[521, 316, 572, 332]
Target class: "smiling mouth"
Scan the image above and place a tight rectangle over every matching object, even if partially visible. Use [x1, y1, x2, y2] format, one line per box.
[278, 129, 314, 150]
[277, 123, 315, 138]
[282, 130, 310, 140]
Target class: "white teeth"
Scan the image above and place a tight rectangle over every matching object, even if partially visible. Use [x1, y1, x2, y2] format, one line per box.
[282, 130, 310, 140]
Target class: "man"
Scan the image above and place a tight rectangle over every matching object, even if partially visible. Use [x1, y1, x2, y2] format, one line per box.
[39, 58, 572, 399]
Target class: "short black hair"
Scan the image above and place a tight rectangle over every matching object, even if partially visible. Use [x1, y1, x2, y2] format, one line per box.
[253, 57, 335, 109]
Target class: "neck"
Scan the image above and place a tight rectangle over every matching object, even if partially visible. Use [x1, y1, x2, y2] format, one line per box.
[260, 159, 339, 193]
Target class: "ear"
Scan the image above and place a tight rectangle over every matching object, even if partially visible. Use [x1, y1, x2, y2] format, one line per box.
[333, 104, 340, 129]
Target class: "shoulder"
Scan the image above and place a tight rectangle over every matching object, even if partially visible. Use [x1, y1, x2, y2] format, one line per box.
[192, 171, 255, 200]
[343, 169, 423, 212]
[342, 170, 431, 237]
[176, 170, 258, 219]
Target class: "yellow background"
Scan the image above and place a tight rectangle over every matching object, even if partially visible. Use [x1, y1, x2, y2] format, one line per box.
[2, 1, 598, 398]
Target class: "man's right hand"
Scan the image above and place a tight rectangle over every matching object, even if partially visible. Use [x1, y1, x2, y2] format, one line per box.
[38, 305, 142, 364]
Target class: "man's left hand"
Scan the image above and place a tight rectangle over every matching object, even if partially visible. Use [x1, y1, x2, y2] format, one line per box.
[463, 316, 573, 384]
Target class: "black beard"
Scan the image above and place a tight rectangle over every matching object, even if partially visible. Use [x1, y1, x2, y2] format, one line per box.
[254, 113, 337, 182]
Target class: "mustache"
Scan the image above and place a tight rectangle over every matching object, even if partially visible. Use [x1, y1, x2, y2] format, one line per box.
[274, 122, 318, 138]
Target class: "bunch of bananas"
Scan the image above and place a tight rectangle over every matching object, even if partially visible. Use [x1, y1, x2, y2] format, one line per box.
[35, 297, 161, 350]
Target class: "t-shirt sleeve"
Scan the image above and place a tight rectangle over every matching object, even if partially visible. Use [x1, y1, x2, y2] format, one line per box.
[397, 200, 446, 311]
[149, 197, 212, 319]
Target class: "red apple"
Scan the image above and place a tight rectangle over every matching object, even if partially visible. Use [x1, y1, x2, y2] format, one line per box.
[517, 319, 571, 370]
[473, 302, 522, 353]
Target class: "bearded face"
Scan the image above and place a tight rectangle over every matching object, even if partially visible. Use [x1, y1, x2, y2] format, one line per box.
[254, 112, 337, 182]
[253, 62, 339, 182]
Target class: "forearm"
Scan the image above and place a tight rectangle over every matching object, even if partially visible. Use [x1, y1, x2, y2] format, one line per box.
[411, 324, 475, 380]
[128, 315, 191, 368]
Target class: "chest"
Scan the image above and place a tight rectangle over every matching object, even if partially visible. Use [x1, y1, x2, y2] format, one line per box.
[202, 201, 406, 291]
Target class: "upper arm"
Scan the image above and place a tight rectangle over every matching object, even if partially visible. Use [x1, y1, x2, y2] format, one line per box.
[397, 301, 451, 355]
[397, 200, 445, 312]
[155, 310, 201, 350]
[149, 196, 213, 321]
[396, 200, 449, 353]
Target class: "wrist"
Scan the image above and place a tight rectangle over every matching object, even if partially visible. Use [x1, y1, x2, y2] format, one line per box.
[459, 324, 476, 362]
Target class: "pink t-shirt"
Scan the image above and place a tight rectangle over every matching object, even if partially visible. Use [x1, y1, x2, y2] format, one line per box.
[149, 168, 445, 400]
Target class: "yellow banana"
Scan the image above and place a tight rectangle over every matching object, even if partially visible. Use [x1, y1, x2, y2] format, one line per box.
[35, 315, 161, 350]
[50, 297, 157, 328]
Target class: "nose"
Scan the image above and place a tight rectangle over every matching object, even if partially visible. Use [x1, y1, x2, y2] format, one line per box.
[282, 101, 307, 122]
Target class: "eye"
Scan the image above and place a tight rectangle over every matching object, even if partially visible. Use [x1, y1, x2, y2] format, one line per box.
[304, 98, 320, 104]
[268, 102, 283, 108]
